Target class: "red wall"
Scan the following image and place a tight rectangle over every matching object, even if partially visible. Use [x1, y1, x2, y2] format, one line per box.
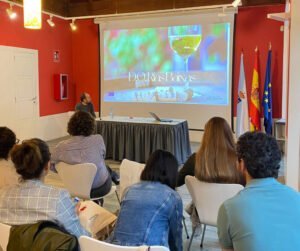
[233, 5, 284, 118]
[71, 19, 100, 110]
[0, 2, 75, 116]
[0, 3, 284, 117]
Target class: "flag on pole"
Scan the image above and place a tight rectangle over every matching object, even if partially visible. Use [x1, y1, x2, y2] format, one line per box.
[249, 48, 261, 131]
[263, 47, 273, 134]
[236, 53, 249, 137]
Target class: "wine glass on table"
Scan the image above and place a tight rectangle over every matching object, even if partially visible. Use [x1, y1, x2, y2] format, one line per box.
[168, 25, 202, 89]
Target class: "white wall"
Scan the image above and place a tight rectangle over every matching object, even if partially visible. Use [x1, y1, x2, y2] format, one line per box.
[36, 112, 71, 141]
[189, 117, 271, 144]
[36, 111, 102, 141]
[285, 0, 300, 190]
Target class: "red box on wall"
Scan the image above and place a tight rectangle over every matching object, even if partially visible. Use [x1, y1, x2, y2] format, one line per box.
[54, 74, 68, 101]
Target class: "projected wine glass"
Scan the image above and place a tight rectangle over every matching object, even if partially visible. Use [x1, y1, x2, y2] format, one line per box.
[168, 25, 202, 88]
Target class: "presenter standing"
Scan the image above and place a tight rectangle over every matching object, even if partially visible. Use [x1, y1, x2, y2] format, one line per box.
[75, 92, 96, 118]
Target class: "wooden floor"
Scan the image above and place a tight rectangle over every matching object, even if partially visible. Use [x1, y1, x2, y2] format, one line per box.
[47, 137, 286, 251]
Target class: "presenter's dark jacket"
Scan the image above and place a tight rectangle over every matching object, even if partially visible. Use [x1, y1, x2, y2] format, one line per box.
[75, 102, 96, 118]
[177, 153, 196, 187]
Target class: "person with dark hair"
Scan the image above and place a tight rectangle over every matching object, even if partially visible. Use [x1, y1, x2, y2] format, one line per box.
[109, 150, 183, 251]
[51, 111, 117, 199]
[75, 92, 96, 118]
[0, 127, 19, 188]
[0, 138, 89, 238]
[217, 132, 300, 251]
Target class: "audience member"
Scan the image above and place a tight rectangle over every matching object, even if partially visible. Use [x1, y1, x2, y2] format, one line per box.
[0, 138, 89, 238]
[217, 132, 300, 251]
[177, 117, 244, 186]
[109, 150, 183, 251]
[177, 117, 244, 231]
[0, 127, 19, 188]
[51, 111, 118, 199]
[75, 92, 96, 118]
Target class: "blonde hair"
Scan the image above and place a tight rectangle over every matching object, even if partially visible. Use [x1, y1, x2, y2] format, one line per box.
[195, 117, 243, 184]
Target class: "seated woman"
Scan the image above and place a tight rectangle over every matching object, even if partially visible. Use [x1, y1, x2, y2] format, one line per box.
[0, 127, 19, 188]
[0, 138, 89, 238]
[176, 117, 244, 232]
[51, 111, 115, 199]
[177, 117, 244, 186]
[109, 150, 183, 251]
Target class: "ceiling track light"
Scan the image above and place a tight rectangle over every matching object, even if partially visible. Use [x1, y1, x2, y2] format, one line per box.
[232, 0, 242, 8]
[6, 3, 17, 19]
[47, 15, 55, 27]
[70, 19, 77, 31]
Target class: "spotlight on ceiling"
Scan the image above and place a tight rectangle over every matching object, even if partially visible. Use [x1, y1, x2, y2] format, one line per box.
[70, 19, 77, 31]
[6, 4, 17, 19]
[47, 15, 55, 27]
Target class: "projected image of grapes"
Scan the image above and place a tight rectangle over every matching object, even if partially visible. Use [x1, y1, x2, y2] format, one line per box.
[103, 23, 230, 105]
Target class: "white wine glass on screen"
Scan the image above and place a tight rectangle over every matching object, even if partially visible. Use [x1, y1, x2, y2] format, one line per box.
[168, 25, 202, 88]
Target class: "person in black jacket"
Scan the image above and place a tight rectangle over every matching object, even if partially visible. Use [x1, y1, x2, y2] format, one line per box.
[177, 153, 196, 187]
[75, 92, 96, 118]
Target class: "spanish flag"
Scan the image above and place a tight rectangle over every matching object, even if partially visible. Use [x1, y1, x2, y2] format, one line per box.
[249, 48, 261, 131]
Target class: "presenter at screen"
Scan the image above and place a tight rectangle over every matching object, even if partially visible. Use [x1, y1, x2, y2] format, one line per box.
[75, 92, 96, 118]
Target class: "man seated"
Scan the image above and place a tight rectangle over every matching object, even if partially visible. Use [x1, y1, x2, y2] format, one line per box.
[217, 132, 300, 251]
[0, 127, 19, 188]
[75, 92, 96, 118]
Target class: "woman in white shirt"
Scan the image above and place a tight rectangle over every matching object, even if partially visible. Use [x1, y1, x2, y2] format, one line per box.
[0, 127, 19, 188]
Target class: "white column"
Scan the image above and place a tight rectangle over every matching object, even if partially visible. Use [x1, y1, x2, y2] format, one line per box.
[281, 0, 290, 119]
[285, 0, 300, 190]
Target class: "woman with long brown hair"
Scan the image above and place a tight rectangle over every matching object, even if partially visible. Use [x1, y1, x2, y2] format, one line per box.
[177, 117, 244, 234]
[177, 117, 244, 186]
[195, 116, 243, 184]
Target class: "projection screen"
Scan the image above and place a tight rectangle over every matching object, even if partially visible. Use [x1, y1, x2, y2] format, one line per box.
[97, 9, 236, 130]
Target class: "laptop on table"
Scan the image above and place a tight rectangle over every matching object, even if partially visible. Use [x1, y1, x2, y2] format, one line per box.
[149, 112, 173, 123]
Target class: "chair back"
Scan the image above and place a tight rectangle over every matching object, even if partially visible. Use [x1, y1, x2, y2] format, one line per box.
[56, 162, 97, 199]
[0, 223, 11, 251]
[79, 236, 169, 251]
[185, 176, 243, 226]
[119, 159, 145, 199]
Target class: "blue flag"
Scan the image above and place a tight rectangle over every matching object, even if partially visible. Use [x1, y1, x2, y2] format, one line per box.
[263, 50, 272, 134]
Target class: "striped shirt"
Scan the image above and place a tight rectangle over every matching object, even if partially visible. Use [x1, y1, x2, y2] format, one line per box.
[0, 180, 90, 238]
[51, 135, 109, 189]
